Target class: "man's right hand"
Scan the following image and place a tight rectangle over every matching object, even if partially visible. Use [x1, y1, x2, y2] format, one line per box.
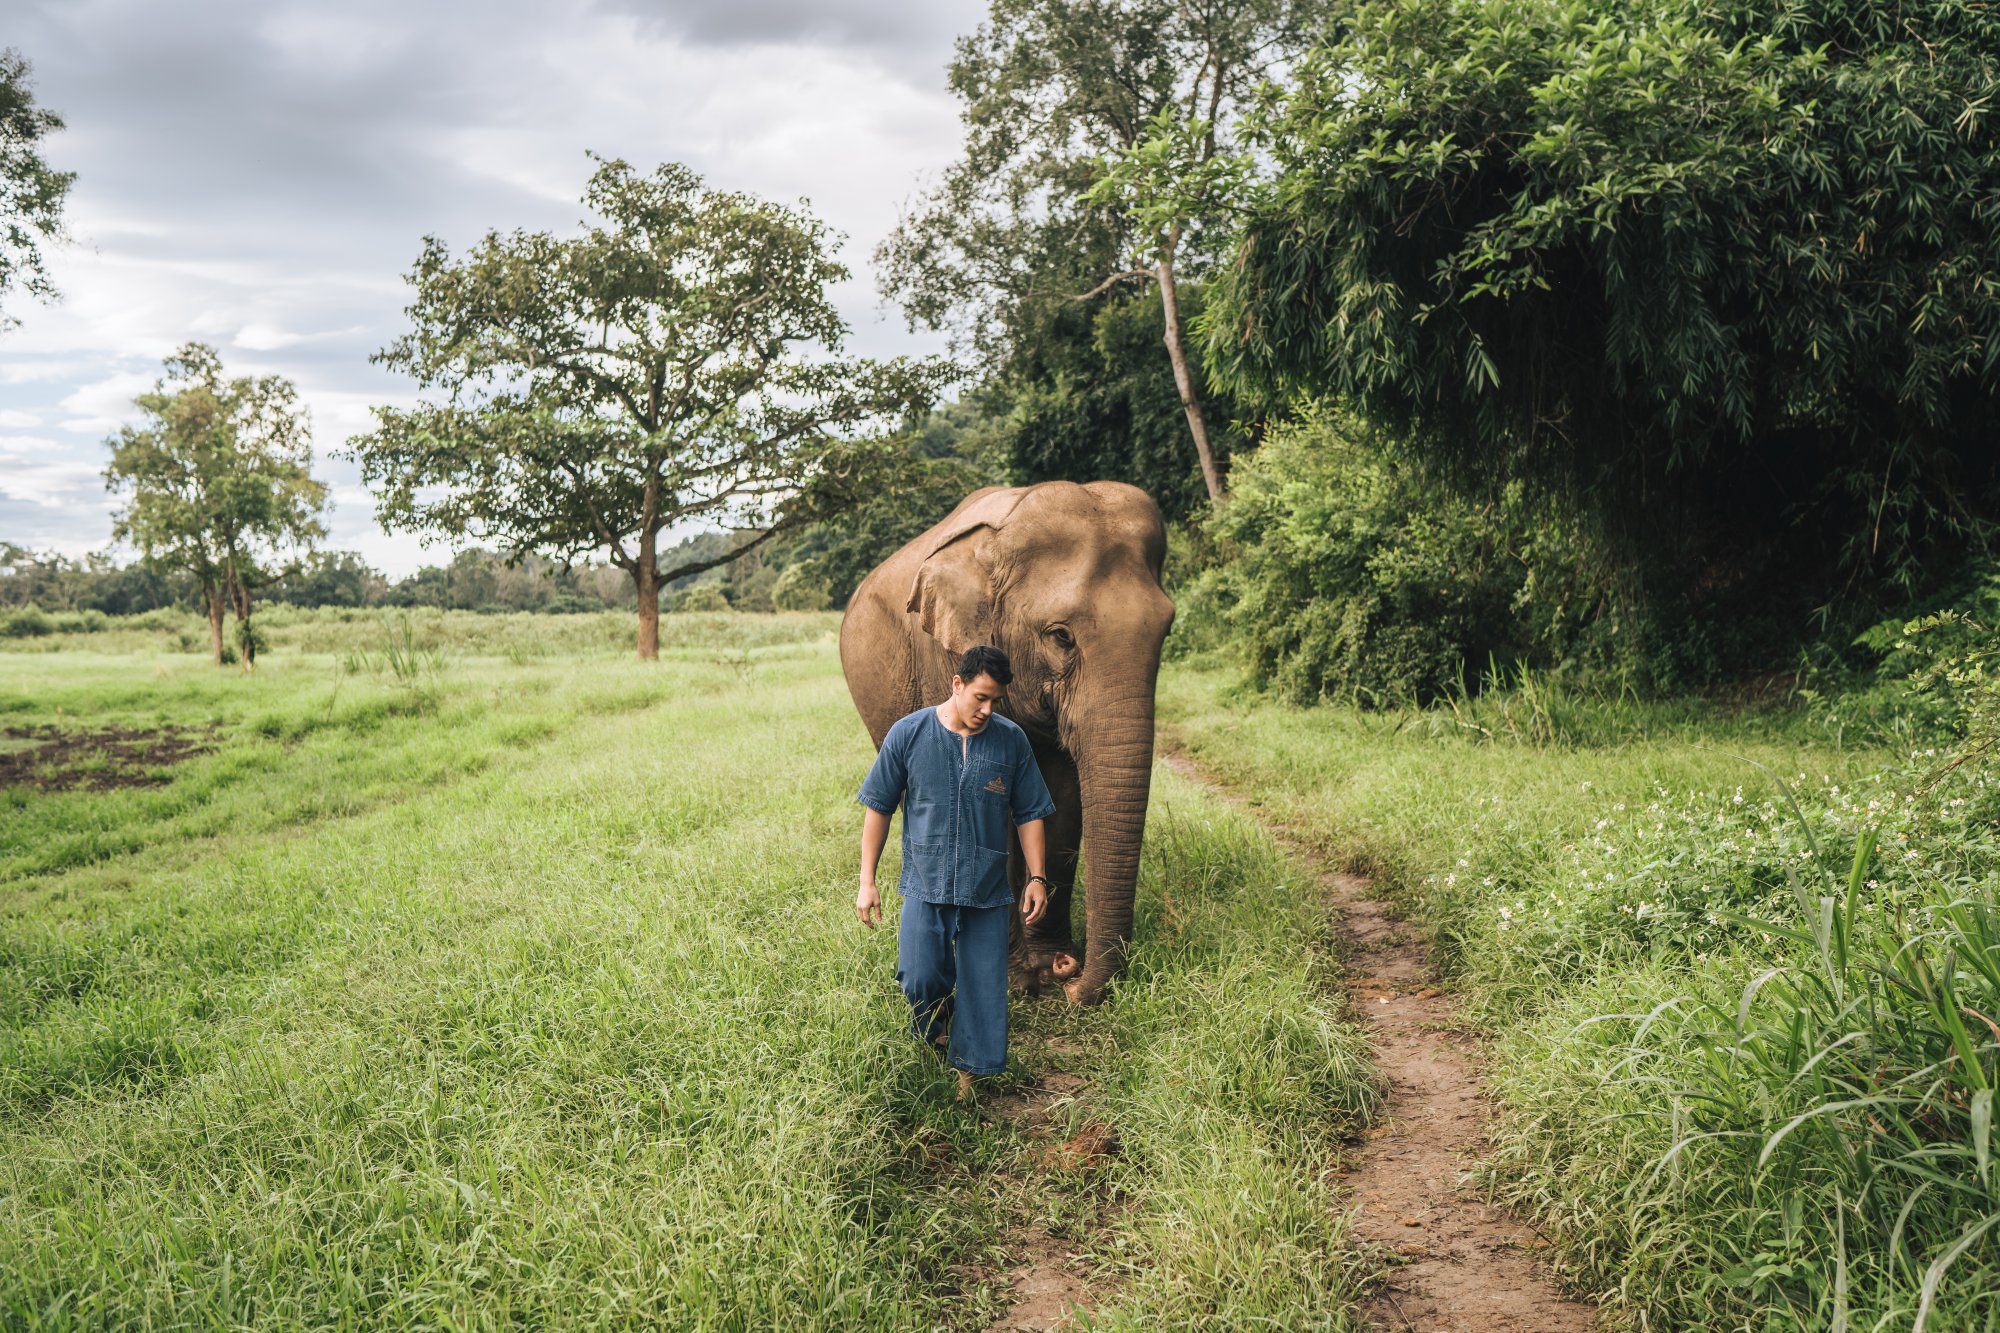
[855, 880, 882, 928]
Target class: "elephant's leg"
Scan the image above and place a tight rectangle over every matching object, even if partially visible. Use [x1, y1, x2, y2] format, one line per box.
[1009, 743, 1082, 994]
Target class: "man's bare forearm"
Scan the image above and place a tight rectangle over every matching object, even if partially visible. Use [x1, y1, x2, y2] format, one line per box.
[1018, 819, 1047, 881]
[855, 807, 892, 928]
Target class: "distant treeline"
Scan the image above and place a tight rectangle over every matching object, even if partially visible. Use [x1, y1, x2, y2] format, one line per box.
[0, 531, 839, 621]
[4, 400, 1002, 624]
[3, 535, 817, 619]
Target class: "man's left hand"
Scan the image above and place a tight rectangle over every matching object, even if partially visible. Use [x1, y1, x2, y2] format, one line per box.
[1022, 877, 1047, 926]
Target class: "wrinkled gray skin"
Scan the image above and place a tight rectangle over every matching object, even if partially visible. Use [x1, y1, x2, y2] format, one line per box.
[840, 481, 1175, 1006]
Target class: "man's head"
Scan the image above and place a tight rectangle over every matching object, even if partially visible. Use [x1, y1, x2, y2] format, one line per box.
[947, 644, 1012, 732]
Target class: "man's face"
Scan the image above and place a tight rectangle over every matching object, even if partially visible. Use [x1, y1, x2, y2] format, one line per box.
[949, 672, 1004, 731]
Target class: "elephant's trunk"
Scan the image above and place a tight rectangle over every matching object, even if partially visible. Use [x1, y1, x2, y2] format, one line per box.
[1066, 689, 1159, 1006]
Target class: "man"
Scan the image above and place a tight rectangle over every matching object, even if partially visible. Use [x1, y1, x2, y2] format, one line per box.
[855, 644, 1056, 1100]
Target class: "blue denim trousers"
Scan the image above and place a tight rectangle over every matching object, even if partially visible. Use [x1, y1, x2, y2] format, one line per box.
[896, 895, 1011, 1077]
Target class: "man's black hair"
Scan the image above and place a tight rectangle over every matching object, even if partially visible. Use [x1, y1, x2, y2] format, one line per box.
[956, 644, 1012, 686]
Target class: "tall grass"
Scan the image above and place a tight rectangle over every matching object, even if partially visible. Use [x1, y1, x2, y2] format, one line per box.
[1159, 661, 2000, 1326]
[2, 625, 1382, 1328]
[1489, 759, 2000, 1330]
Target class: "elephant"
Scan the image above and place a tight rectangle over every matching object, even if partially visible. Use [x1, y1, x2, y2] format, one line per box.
[840, 480, 1176, 1006]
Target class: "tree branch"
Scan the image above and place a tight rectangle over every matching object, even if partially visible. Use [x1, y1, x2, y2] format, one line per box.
[653, 519, 799, 584]
[1072, 269, 1155, 302]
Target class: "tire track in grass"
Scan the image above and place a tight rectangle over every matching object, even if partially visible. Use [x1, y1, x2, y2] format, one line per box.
[1159, 748, 1598, 1333]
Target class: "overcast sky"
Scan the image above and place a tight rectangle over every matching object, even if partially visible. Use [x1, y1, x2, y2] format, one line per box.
[1, 0, 980, 575]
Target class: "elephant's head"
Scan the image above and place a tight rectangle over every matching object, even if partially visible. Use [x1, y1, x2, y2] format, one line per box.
[903, 481, 1175, 1005]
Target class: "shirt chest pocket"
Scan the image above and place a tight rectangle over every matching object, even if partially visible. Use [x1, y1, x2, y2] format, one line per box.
[968, 759, 1013, 847]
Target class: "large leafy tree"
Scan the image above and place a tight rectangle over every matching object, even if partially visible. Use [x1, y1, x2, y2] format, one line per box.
[1006, 283, 1246, 518]
[1207, 0, 2000, 647]
[879, 0, 1322, 506]
[0, 48, 73, 329]
[350, 158, 952, 659]
[104, 344, 329, 666]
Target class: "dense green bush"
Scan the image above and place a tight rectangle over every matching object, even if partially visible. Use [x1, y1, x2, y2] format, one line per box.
[0, 607, 107, 638]
[1185, 410, 1640, 705]
[1207, 0, 2000, 658]
[672, 584, 731, 614]
[1, 607, 54, 638]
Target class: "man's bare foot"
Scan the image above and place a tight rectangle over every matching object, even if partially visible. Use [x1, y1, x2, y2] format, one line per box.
[956, 1070, 975, 1102]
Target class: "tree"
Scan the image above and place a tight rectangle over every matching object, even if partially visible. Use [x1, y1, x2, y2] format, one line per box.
[0, 49, 73, 329]
[1002, 282, 1244, 519]
[1206, 0, 2000, 653]
[779, 401, 1008, 605]
[104, 344, 329, 666]
[266, 550, 386, 608]
[348, 157, 953, 660]
[878, 0, 1323, 503]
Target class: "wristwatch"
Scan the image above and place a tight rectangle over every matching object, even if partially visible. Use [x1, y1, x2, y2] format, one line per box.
[1026, 874, 1051, 888]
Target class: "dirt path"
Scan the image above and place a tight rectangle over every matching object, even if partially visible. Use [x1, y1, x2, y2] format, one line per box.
[976, 1040, 1120, 1320]
[975, 1035, 1120, 1332]
[1159, 750, 1597, 1333]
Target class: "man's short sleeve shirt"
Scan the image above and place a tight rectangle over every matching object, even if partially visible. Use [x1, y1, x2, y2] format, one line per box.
[856, 707, 1057, 908]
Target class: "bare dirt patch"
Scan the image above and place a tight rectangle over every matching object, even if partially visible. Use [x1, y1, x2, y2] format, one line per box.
[0, 723, 217, 792]
[1159, 748, 1598, 1333]
[977, 1060, 1122, 1331]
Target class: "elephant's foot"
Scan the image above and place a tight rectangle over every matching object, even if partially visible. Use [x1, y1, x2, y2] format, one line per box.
[1010, 942, 1081, 996]
[1064, 976, 1105, 1007]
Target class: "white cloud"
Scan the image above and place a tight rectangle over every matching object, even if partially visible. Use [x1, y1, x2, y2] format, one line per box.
[2, 0, 976, 573]
[0, 441, 107, 508]
[55, 372, 154, 435]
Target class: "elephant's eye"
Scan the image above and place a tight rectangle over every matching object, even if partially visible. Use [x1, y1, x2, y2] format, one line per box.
[1048, 625, 1075, 650]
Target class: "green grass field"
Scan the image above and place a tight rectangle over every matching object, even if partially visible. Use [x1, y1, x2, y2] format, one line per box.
[1, 612, 1375, 1330]
[1163, 663, 2000, 1331]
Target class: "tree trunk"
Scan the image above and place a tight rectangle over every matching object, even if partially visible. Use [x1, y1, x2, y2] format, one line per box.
[232, 577, 255, 671]
[204, 581, 226, 666]
[635, 563, 660, 661]
[1156, 249, 1223, 502]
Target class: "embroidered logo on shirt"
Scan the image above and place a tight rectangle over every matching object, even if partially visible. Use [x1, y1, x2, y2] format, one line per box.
[984, 775, 1007, 795]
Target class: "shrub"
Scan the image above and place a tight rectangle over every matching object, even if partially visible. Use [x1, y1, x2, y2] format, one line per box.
[1205, 409, 1635, 706]
[672, 584, 731, 613]
[1, 607, 54, 638]
[771, 565, 831, 613]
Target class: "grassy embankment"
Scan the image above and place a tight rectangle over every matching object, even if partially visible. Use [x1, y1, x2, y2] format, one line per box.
[1164, 662, 2000, 1330]
[2, 609, 1373, 1329]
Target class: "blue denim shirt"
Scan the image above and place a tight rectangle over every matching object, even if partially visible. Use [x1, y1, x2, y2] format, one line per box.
[856, 706, 1058, 908]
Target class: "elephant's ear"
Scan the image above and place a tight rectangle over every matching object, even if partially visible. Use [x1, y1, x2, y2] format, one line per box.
[905, 489, 1023, 654]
